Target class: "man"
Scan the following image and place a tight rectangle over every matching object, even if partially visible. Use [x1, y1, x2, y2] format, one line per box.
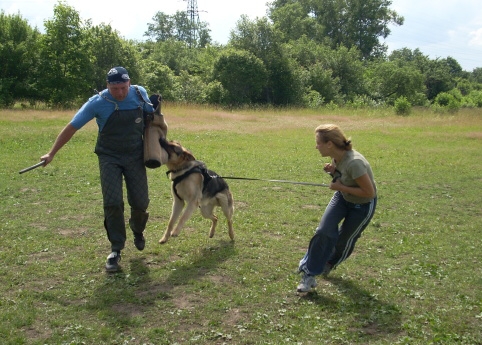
[40, 66, 166, 272]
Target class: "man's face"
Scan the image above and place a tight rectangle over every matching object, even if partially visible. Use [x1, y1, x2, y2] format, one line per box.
[107, 81, 130, 101]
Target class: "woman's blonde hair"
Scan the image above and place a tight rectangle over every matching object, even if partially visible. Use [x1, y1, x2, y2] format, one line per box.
[315, 124, 352, 150]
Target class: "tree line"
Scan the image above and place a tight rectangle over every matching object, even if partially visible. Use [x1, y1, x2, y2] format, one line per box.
[1, 1, 482, 111]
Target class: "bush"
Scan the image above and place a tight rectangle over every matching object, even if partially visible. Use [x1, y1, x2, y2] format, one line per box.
[394, 96, 411, 115]
[465, 90, 482, 107]
[434, 92, 460, 113]
[204, 81, 227, 104]
[303, 89, 324, 108]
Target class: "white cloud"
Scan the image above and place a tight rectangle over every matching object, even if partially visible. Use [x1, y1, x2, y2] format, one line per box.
[469, 28, 482, 46]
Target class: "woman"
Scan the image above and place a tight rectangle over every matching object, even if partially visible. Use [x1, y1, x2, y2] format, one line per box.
[297, 124, 377, 292]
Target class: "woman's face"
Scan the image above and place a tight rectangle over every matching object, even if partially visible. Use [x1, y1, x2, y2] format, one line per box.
[107, 81, 131, 101]
[315, 133, 330, 157]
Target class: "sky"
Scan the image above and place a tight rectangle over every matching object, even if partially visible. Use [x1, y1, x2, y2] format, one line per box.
[3, 0, 482, 71]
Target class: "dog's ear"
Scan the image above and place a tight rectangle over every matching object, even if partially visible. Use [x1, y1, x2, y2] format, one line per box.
[182, 150, 196, 161]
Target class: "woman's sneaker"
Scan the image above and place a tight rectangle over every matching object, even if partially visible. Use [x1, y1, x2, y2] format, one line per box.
[105, 251, 121, 272]
[297, 273, 317, 292]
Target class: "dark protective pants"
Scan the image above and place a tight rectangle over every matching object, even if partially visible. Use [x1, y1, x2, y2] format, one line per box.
[99, 152, 149, 252]
[95, 107, 149, 252]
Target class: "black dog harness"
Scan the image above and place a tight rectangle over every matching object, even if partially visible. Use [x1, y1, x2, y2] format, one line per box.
[168, 164, 219, 201]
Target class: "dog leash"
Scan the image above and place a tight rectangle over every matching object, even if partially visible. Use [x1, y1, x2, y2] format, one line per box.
[221, 176, 330, 187]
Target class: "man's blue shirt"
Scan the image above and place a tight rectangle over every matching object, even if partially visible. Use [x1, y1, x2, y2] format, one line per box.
[70, 85, 154, 132]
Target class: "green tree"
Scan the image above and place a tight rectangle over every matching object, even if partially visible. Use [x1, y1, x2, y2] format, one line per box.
[141, 40, 197, 76]
[212, 49, 267, 105]
[283, 37, 342, 104]
[269, 1, 321, 42]
[229, 16, 303, 105]
[145, 11, 211, 47]
[269, 0, 404, 59]
[145, 12, 175, 41]
[38, 2, 92, 107]
[389, 48, 459, 102]
[283, 35, 325, 68]
[0, 11, 41, 106]
[142, 60, 182, 101]
[305, 62, 341, 104]
[86, 24, 141, 92]
[471, 67, 482, 84]
[424, 58, 456, 101]
[454, 78, 473, 96]
[341, 0, 403, 58]
[325, 46, 365, 102]
[282, 37, 364, 104]
[463, 90, 482, 108]
[366, 59, 426, 105]
[388, 47, 430, 67]
[139, 40, 223, 101]
[445, 56, 463, 77]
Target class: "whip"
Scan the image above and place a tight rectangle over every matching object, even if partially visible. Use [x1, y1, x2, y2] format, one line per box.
[19, 160, 46, 174]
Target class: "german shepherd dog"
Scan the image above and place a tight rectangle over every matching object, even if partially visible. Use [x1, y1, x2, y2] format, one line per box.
[158, 137, 235, 244]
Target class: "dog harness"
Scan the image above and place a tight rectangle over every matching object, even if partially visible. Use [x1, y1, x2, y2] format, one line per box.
[169, 164, 220, 201]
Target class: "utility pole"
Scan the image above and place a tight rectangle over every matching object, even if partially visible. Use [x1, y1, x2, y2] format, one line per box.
[185, 0, 200, 47]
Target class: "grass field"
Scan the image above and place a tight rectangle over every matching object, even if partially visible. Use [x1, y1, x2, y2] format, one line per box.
[1, 105, 481, 344]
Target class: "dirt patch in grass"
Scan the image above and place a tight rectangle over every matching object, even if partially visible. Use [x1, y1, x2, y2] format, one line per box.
[467, 131, 482, 139]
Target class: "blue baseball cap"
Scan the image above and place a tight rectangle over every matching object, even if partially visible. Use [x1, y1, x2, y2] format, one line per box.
[106, 66, 130, 84]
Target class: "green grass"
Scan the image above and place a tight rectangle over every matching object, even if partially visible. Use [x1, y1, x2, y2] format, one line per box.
[1, 106, 481, 344]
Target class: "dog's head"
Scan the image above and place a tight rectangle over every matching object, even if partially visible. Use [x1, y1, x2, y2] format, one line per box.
[159, 137, 196, 167]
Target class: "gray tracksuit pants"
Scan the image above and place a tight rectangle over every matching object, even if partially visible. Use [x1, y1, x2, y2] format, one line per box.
[299, 191, 377, 275]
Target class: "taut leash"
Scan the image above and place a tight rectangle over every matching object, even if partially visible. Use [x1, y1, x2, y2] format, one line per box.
[221, 176, 330, 187]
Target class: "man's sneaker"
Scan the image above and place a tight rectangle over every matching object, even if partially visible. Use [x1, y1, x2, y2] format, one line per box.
[134, 233, 145, 251]
[297, 273, 317, 292]
[105, 251, 121, 272]
[322, 263, 333, 277]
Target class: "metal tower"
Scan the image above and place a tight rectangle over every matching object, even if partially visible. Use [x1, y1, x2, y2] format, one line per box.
[185, 0, 200, 46]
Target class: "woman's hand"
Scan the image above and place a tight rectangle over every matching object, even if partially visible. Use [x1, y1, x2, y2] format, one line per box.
[329, 179, 343, 191]
[323, 163, 335, 175]
[330, 173, 375, 198]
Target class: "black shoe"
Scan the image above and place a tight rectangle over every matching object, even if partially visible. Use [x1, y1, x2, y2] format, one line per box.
[134, 233, 145, 251]
[105, 251, 121, 272]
